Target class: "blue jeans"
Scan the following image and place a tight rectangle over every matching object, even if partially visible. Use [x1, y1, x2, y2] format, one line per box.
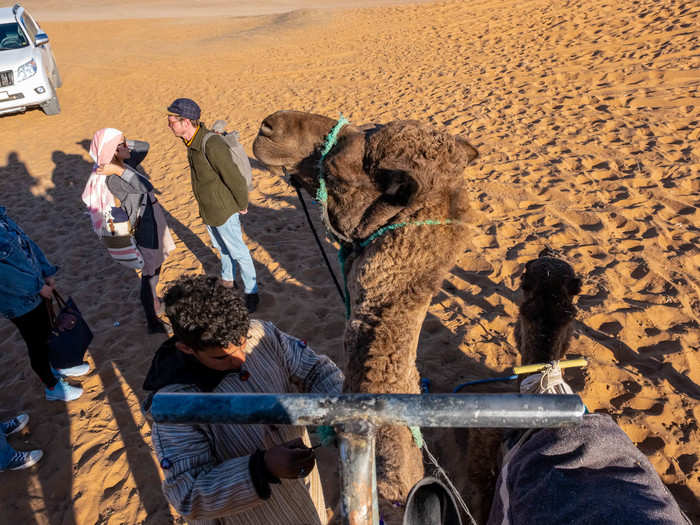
[0, 430, 14, 469]
[206, 213, 258, 294]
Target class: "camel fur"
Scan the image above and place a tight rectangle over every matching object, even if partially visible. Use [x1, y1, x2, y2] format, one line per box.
[466, 248, 582, 523]
[253, 110, 478, 524]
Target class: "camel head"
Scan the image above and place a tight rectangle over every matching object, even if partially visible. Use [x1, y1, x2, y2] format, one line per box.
[253, 110, 478, 241]
[516, 248, 582, 365]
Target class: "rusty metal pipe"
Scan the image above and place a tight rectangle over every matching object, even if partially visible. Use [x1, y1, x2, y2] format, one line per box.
[150, 393, 585, 427]
[337, 421, 378, 525]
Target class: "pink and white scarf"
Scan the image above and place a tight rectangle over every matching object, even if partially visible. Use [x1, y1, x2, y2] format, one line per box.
[81, 128, 123, 236]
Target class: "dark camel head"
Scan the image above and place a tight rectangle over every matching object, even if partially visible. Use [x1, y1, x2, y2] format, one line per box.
[516, 249, 582, 364]
[521, 249, 582, 302]
[253, 110, 479, 241]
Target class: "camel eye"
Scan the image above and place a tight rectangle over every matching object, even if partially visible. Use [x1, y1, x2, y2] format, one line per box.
[374, 169, 417, 206]
[259, 122, 274, 137]
[375, 168, 409, 184]
[374, 169, 412, 193]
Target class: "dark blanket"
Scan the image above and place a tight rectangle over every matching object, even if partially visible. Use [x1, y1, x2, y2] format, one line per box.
[488, 414, 690, 525]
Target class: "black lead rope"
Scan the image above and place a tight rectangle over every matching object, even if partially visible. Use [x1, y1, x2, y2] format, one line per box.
[285, 168, 346, 304]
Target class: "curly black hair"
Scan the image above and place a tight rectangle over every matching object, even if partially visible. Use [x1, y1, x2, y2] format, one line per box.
[163, 275, 250, 350]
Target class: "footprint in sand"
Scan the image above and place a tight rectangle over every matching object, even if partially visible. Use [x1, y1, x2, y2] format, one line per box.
[637, 339, 683, 356]
[616, 259, 650, 280]
[619, 239, 645, 252]
[636, 435, 666, 455]
[677, 454, 698, 476]
[565, 210, 604, 232]
[597, 320, 624, 336]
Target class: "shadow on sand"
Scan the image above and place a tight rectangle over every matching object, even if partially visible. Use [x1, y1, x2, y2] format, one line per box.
[0, 149, 177, 524]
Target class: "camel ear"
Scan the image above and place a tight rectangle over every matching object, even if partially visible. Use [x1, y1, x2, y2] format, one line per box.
[567, 277, 582, 296]
[538, 247, 556, 258]
[521, 262, 535, 292]
[456, 136, 478, 164]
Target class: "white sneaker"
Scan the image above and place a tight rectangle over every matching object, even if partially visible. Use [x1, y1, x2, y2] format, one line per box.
[51, 362, 90, 377]
[2, 449, 43, 471]
[45, 378, 83, 402]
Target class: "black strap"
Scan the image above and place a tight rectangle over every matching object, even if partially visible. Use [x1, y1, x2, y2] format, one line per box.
[45, 298, 56, 329]
[52, 290, 67, 308]
[200, 132, 216, 171]
[289, 176, 345, 303]
[45, 290, 67, 329]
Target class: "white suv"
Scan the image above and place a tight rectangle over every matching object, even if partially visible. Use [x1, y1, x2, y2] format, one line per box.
[0, 3, 61, 116]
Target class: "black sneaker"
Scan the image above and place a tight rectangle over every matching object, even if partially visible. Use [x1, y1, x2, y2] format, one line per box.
[245, 293, 259, 313]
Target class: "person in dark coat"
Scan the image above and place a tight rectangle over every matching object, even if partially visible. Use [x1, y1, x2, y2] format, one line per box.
[82, 128, 175, 333]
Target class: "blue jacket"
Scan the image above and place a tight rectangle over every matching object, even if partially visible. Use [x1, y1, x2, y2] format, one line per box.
[0, 207, 58, 319]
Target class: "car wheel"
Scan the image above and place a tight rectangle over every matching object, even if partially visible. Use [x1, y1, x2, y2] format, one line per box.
[41, 88, 61, 116]
[52, 68, 63, 89]
[50, 58, 63, 88]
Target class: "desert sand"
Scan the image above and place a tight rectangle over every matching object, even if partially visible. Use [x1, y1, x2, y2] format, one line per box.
[0, 0, 698, 523]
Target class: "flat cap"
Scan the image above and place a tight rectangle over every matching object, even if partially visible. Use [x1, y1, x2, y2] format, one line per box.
[167, 98, 201, 120]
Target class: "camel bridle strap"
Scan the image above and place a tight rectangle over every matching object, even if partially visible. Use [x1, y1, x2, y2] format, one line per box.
[284, 167, 346, 304]
[315, 115, 353, 245]
[358, 219, 460, 250]
[337, 218, 465, 319]
[282, 114, 354, 312]
[316, 114, 350, 203]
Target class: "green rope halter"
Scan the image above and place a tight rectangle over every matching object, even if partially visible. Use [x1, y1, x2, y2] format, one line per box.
[339, 218, 462, 319]
[316, 114, 350, 204]
[312, 114, 466, 319]
[358, 219, 459, 250]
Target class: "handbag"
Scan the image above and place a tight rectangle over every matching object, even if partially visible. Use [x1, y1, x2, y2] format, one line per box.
[101, 206, 144, 270]
[47, 291, 93, 369]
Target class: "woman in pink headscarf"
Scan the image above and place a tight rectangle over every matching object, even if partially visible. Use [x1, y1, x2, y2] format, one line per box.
[82, 128, 175, 333]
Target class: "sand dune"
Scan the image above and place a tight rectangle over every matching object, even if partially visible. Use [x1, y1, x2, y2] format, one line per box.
[0, 0, 698, 523]
[19, 0, 435, 21]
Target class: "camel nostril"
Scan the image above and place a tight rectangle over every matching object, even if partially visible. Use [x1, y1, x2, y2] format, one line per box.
[267, 165, 284, 176]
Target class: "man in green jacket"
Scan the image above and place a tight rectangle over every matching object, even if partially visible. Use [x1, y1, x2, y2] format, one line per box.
[167, 98, 259, 312]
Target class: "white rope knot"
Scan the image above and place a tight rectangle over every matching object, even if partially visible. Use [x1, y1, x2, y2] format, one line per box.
[520, 361, 573, 394]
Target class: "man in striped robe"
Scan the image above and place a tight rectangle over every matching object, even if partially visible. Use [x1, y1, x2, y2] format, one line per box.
[143, 275, 344, 524]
